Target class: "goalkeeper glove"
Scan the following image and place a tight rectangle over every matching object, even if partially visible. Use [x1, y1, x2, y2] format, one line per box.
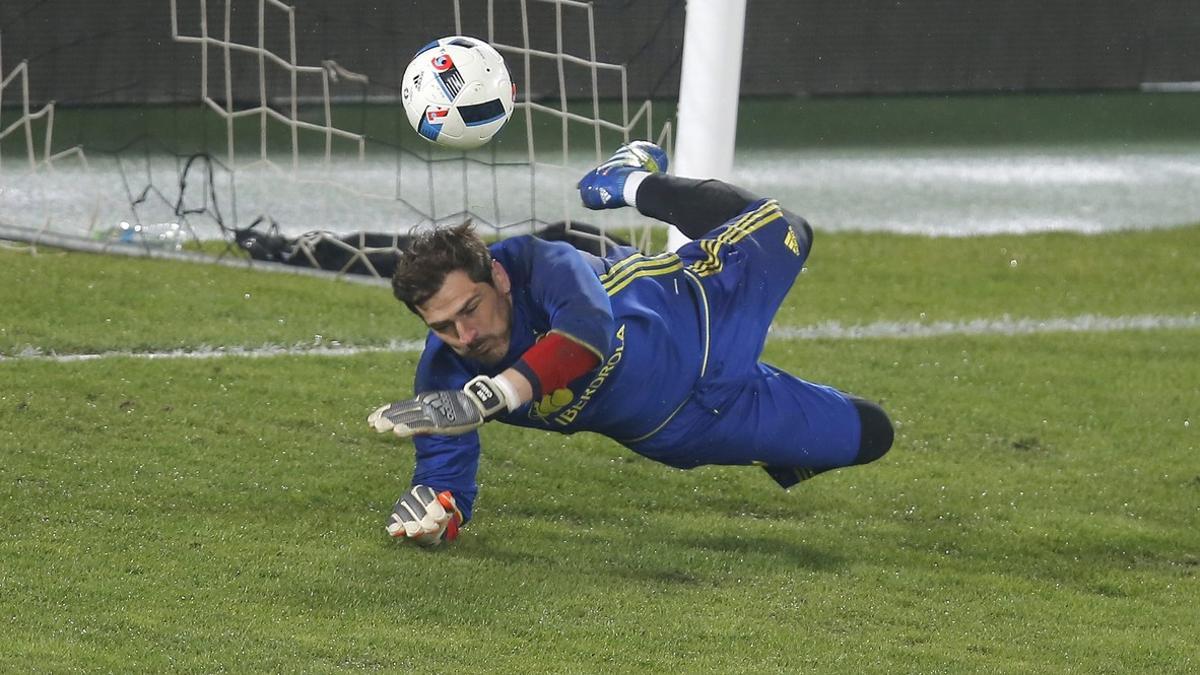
[368, 375, 510, 438]
[577, 140, 669, 210]
[387, 485, 463, 546]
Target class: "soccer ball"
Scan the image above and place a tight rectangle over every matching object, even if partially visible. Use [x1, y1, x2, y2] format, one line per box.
[401, 36, 516, 150]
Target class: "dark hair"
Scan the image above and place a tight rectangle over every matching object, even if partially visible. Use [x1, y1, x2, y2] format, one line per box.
[392, 221, 494, 315]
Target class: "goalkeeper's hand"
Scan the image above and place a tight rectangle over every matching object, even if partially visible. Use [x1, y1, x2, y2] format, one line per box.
[368, 375, 509, 438]
[387, 485, 463, 546]
[577, 140, 669, 210]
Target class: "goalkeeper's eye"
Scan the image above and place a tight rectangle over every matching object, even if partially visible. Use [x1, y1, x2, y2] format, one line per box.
[426, 293, 482, 338]
[428, 320, 455, 335]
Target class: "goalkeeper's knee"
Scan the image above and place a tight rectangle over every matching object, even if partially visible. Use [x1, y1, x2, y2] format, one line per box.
[850, 397, 894, 465]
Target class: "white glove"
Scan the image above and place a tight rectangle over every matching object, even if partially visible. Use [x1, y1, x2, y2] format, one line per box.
[386, 485, 464, 546]
[368, 375, 510, 438]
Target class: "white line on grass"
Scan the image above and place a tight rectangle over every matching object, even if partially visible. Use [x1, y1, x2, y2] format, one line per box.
[3, 313, 1197, 363]
[769, 313, 1200, 340]
[1, 340, 427, 363]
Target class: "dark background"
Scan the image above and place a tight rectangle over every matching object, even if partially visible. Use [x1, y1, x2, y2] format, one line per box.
[3, 0, 1199, 108]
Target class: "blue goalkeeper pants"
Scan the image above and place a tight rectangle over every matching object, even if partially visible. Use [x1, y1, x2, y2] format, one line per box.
[625, 199, 864, 475]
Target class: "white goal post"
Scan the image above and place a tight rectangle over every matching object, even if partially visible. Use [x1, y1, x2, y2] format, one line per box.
[667, 0, 747, 252]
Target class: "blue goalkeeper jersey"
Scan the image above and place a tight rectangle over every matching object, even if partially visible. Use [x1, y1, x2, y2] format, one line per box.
[411, 234, 708, 521]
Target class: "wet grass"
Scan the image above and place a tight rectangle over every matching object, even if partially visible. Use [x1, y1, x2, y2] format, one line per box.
[3, 223, 1198, 355]
[1, 227, 1198, 671]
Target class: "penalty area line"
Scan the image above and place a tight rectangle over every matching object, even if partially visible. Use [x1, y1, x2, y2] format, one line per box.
[3, 313, 1198, 363]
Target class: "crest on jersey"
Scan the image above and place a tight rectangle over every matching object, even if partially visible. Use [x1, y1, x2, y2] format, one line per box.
[530, 388, 575, 422]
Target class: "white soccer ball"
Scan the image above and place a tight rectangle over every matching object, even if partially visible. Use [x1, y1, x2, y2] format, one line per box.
[401, 36, 516, 150]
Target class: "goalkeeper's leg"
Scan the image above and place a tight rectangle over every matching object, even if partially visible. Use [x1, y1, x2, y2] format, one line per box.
[576, 141, 787, 241]
[634, 174, 768, 240]
[673, 196, 813, 375]
[626, 363, 893, 485]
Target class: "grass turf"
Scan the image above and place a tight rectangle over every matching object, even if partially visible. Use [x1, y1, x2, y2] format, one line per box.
[3, 224, 1198, 354]
[1, 228, 1198, 671]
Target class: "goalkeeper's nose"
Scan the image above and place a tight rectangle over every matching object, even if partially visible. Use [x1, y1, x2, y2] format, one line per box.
[457, 324, 479, 348]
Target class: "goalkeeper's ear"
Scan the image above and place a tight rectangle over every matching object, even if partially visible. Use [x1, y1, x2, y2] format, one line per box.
[490, 259, 511, 296]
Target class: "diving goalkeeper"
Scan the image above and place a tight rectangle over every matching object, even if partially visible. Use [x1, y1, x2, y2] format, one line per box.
[369, 141, 894, 545]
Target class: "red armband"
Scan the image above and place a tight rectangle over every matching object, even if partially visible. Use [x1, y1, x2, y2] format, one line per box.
[513, 332, 601, 400]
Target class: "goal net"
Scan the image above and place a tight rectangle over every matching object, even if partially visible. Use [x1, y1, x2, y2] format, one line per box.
[0, 0, 672, 277]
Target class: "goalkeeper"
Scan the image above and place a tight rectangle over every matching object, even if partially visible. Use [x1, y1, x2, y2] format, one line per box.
[370, 141, 894, 545]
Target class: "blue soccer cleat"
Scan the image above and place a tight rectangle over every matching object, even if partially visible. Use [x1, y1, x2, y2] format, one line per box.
[577, 141, 669, 210]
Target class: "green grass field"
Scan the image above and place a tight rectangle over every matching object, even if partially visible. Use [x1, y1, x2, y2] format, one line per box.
[2, 226, 1198, 672]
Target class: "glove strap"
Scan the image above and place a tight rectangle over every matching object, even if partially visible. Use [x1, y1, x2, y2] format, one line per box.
[490, 373, 523, 412]
[464, 375, 510, 420]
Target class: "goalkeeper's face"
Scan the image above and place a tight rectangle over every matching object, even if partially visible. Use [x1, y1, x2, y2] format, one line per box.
[417, 261, 513, 366]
